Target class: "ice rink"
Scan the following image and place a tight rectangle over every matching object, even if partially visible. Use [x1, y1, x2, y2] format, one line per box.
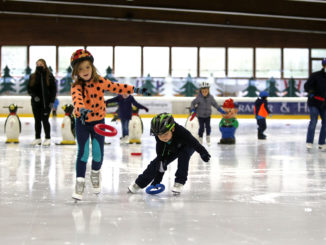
[0, 116, 326, 245]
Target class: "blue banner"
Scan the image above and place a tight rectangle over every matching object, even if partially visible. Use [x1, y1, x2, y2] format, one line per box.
[237, 102, 309, 115]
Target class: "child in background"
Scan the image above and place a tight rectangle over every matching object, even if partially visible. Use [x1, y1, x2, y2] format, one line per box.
[254, 91, 271, 140]
[52, 98, 59, 117]
[70, 49, 148, 201]
[128, 113, 211, 195]
[191, 81, 225, 144]
[105, 94, 148, 143]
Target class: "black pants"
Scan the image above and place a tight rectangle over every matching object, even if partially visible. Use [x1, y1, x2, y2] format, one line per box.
[257, 118, 267, 135]
[32, 104, 51, 139]
[135, 146, 195, 188]
[198, 117, 211, 137]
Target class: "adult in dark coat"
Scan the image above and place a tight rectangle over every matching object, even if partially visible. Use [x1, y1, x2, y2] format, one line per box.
[28, 59, 57, 146]
[304, 58, 326, 150]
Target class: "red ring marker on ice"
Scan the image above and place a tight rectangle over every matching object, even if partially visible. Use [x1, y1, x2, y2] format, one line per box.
[94, 124, 117, 137]
[131, 152, 142, 156]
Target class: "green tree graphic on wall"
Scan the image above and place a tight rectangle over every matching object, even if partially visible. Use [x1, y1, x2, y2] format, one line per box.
[19, 66, 32, 94]
[104, 66, 117, 82]
[265, 77, 279, 97]
[283, 78, 300, 97]
[60, 67, 73, 94]
[179, 74, 198, 97]
[243, 77, 259, 97]
[0, 66, 16, 94]
[141, 74, 155, 96]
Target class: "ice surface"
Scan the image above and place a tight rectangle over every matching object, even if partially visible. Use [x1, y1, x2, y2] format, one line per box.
[0, 117, 325, 245]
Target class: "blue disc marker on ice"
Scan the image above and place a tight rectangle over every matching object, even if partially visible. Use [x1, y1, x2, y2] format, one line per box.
[146, 184, 165, 195]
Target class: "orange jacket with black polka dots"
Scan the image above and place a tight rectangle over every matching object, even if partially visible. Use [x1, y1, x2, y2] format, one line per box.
[71, 76, 135, 122]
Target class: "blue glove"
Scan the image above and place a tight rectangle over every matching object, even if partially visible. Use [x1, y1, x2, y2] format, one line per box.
[200, 152, 211, 162]
[134, 87, 151, 96]
[218, 107, 226, 114]
[79, 108, 92, 125]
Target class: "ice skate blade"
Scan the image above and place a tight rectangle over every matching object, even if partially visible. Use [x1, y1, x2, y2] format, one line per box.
[72, 193, 82, 201]
[172, 191, 181, 195]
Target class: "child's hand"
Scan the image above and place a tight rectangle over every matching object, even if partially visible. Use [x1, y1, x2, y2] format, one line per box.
[200, 152, 211, 162]
[79, 108, 92, 125]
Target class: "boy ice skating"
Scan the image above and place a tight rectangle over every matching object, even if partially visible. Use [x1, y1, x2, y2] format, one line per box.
[128, 113, 211, 194]
[254, 91, 271, 140]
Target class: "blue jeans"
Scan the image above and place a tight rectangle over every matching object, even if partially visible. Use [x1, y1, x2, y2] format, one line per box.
[75, 118, 105, 178]
[306, 106, 326, 145]
[121, 119, 130, 137]
[198, 117, 211, 137]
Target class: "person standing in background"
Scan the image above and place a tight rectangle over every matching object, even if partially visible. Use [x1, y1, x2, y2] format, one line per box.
[28, 59, 57, 146]
[304, 58, 326, 150]
[105, 94, 148, 143]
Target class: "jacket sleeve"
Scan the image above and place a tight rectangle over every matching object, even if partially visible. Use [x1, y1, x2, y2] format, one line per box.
[155, 137, 165, 160]
[191, 97, 199, 110]
[304, 75, 315, 93]
[180, 126, 209, 156]
[105, 96, 120, 104]
[27, 74, 35, 97]
[264, 101, 271, 114]
[211, 96, 219, 110]
[71, 85, 85, 118]
[101, 77, 134, 95]
[48, 74, 57, 103]
[131, 96, 147, 110]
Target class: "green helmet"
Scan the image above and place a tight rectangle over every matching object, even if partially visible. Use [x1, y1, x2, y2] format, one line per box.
[150, 113, 175, 136]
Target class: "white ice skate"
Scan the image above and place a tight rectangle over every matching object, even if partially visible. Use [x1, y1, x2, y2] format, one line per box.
[90, 170, 101, 194]
[128, 183, 141, 193]
[206, 135, 211, 145]
[43, 139, 51, 146]
[318, 144, 326, 151]
[198, 137, 203, 144]
[172, 182, 184, 195]
[72, 177, 85, 201]
[31, 139, 42, 146]
[306, 143, 313, 149]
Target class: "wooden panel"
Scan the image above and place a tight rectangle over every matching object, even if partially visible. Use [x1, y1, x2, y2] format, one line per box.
[0, 15, 326, 47]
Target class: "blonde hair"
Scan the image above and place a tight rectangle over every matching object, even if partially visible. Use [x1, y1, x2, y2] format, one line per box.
[71, 60, 100, 87]
[29, 58, 51, 87]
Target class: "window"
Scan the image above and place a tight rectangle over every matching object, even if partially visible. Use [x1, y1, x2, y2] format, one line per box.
[312, 60, 323, 72]
[256, 48, 281, 78]
[228, 48, 253, 77]
[311, 49, 326, 58]
[115, 46, 141, 77]
[58, 46, 83, 75]
[29, 46, 56, 73]
[200, 48, 225, 77]
[284, 48, 308, 78]
[171, 47, 197, 77]
[1, 46, 27, 75]
[86, 46, 113, 76]
[143, 47, 169, 77]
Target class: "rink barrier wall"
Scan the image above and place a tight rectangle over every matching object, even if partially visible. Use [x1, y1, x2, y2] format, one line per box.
[0, 96, 310, 119]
